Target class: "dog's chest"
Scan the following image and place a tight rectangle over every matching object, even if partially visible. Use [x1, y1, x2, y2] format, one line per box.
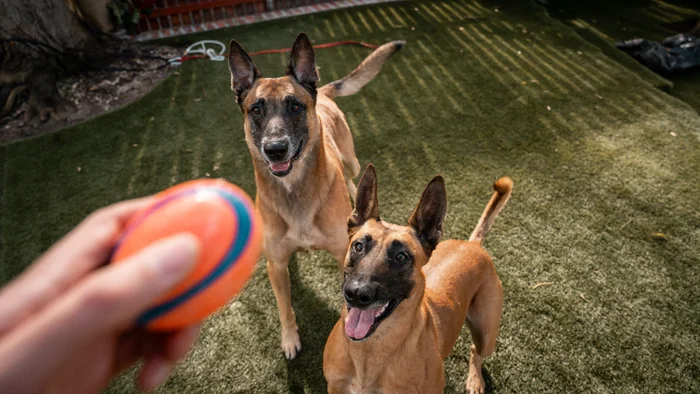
[333, 347, 439, 394]
[343, 377, 422, 394]
[347, 380, 382, 394]
[282, 218, 325, 250]
[267, 187, 330, 250]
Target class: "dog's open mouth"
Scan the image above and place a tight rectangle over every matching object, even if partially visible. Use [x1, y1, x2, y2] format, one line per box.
[344, 299, 399, 341]
[268, 140, 305, 177]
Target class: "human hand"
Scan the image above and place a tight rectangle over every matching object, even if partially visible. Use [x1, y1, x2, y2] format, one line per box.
[0, 198, 202, 393]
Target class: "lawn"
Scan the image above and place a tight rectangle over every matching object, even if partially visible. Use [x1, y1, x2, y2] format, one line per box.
[547, 0, 700, 113]
[1, 0, 699, 393]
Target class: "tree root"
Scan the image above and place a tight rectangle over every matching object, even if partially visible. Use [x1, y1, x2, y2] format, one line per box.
[0, 84, 27, 119]
[1, 69, 76, 125]
[23, 89, 74, 125]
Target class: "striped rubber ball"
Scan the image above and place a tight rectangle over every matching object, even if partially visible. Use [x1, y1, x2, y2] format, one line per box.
[110, 179, 263, 331]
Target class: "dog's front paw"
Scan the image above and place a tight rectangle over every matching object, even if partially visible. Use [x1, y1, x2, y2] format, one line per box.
[281, 326, 302, 360]
[466, 372, 485, 394]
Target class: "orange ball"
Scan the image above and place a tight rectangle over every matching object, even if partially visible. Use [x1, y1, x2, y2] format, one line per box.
[110, 179, 262, 331]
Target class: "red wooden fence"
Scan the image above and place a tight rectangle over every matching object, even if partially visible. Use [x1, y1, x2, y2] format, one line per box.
[135, 0, 266, 33]
[133, 0, 340, 33]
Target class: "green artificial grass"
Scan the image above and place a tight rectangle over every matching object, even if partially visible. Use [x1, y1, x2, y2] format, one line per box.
[2, 0, 700, 393]
[546, 0, 700, 113]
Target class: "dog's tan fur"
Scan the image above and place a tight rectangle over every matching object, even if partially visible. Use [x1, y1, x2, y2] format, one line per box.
[228, 34, 403, 359]
[324, 165, 513, 393]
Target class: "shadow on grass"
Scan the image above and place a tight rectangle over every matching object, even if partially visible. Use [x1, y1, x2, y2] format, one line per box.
[483, 368, 497, 394]
[285, 254, 339, 392]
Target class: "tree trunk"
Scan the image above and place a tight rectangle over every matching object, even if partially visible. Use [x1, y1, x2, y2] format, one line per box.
[0, 0, 102, 121]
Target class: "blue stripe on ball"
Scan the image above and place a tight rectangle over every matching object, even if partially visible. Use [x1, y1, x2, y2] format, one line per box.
[137, 187, 253, 325]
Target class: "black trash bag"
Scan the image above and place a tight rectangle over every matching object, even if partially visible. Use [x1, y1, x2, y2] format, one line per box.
[616, 34, 700, 74]
[662, 33, 698, 48]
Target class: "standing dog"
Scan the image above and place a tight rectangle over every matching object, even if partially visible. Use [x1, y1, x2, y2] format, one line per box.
[227, 34, 404, 359]
[324, 164, 513, 393]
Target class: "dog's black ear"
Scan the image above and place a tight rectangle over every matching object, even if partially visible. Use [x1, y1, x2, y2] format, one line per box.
[228, 39, 262, 104]
[286, 33, 319, 93]
[409, 176, 447, 256]
[348, 163, 379, 233]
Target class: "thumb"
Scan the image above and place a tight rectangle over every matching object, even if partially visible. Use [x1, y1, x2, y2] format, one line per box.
[74, 233, 202, 332]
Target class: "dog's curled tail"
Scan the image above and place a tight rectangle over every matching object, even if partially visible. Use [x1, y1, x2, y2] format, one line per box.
[318, 40, 405, 99]
[469, 177, 513, 244]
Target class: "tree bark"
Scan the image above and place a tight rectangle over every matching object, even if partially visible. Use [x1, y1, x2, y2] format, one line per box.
[0, 0, 100, 121]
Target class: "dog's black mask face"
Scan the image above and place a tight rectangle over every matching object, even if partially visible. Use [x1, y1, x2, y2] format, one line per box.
[244, 89, 311, 177]
[341, 164, 447, 341]
[342, 226, 418, 342]
[228, 33, 319, 178]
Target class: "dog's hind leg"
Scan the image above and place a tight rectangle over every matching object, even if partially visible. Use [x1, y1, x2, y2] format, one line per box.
[266, 248, 302, 360]
[465, 276, 503, 394]
[325, 108, 360, 203]
[324, 229, 351, 276]
[343, 159, 360, 203]
[338, 142, 360, 203]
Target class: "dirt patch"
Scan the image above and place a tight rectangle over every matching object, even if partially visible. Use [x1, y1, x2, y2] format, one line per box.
[0, 45, 181, 144]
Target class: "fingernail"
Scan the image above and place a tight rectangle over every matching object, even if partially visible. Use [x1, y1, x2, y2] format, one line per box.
[146, 361, 172, 391]
[184, 323, 202, 339]
[149, 234, 200, 281]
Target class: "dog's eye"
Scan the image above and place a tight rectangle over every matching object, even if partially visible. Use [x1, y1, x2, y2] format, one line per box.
[251, 106, 262, 117]
[395, 252, 408, 262]
[353, 241, 364, 253]
[290, 102, 302, 113]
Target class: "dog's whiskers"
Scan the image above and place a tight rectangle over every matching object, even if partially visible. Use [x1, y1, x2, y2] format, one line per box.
[298, 146, 314, 163]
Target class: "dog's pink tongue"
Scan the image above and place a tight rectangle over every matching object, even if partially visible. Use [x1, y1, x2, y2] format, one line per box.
[270, 161, 290, 172]
[345, 306, 380, 339]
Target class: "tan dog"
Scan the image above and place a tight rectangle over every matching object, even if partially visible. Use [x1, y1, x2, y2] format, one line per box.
[323, 164, 513, 393]
[227, 34, 404, 359]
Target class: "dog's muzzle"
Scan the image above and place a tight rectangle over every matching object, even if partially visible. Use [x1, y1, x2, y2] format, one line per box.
[263, 139, 304, 177]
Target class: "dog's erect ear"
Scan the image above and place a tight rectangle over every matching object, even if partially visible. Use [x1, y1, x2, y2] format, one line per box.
[409, 176, 447, 256]
[228, 39, 262, 104]
[348, 163, 379, 233]
[286, 33, 319, 93]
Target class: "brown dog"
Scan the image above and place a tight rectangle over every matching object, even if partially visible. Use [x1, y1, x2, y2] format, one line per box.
[227, 34, 404, 359]
[323, 164, 513, 393]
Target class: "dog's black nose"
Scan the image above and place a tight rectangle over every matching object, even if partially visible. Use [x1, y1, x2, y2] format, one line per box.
[263, 140, 289, 162]
[344, 281, 378, 307]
